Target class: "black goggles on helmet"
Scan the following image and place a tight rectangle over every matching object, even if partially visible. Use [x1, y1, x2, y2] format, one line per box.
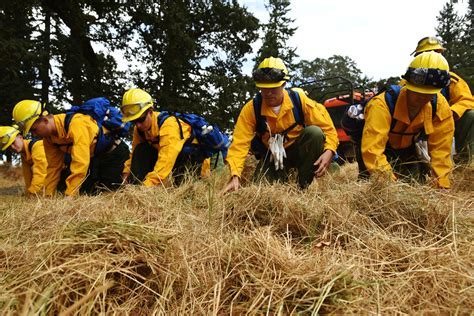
[402, 67, 450, 88]
[252, 67, 288, 83]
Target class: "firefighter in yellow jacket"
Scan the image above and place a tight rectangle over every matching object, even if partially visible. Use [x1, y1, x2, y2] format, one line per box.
[12, 101, 129, 196]
[223, 57, 339, 193]
[361, 51, 454, 188]
[0, 125, 47, 195]
[408, 36, 473, 164]
[120, 88, 205, 186]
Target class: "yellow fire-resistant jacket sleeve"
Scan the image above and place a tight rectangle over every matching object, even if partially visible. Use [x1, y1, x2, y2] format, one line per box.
[226, 89, 339, 178]
[43, 137, 66, 196]
[65, 116, 99, 195]
[43, 114, 99, 196]
[21, 139, 47, 195]
[123, 126, 142, 175]
[427, 110, 455, 188]
[361, 97, 394, 177]
[448, 72, 474, 120]
[362, 88, 454, 188]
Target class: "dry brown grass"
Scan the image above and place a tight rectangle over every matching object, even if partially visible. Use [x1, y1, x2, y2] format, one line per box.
[0, 163, 472, 314]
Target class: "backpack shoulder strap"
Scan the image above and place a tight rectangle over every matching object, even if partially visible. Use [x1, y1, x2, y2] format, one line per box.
[253, 93, 266, 135]
[431, 94, 438, 119]
[288, 88, 304, 126]
[384, 85, 401, 131]
[28, 138, 39, 152]
[158, 111, 184, 140]
[64, 112, 74, 135]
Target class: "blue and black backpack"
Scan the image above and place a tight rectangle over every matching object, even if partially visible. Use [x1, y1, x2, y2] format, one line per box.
[251, 88, 304, 158]
[154, 112, 230, 159]
[341, 85, 438, 144]
[64, 97, 131, 155]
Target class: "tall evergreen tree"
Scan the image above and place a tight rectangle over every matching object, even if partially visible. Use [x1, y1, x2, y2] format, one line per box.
[254, 0, 298, 70]
[461, 0, 474, 88]
[0, 0, 38, 126]
[436, 2, 465, 72]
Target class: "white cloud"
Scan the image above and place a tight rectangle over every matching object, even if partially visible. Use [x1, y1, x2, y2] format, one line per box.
[240, 0, 468, 80]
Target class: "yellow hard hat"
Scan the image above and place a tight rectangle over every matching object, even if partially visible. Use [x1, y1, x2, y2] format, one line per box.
[253, 56, 290, 88]
[411, 36, 445, 56]
[0, 126, 20, 151]
[12, 100, 43, 136]
[402, 51, 450, 94]
[120, 88, 154, 122]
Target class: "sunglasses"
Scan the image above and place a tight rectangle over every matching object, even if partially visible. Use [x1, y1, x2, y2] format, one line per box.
[252, 67, 287, 83]
[132, 111, 149, 124]
[121, 101, 152, 117]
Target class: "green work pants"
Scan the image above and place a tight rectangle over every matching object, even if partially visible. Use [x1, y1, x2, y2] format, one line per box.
[254, 125, 326, 188]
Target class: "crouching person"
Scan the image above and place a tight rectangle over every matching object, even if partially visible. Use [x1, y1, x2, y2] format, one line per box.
[223, 57, 339, 193]
[0, 126, 47, 196]
[12, 99, 130, 196]
[360, 52, 454, 188]
[120, 88, 208, 186]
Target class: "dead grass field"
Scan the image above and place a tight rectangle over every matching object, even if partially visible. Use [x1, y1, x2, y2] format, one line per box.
[0, 163, 472, 314]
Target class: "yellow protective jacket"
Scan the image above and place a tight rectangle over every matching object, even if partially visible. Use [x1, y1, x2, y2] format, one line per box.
[43, 114, 99, 196]
[361, 86, 454, 188]
[226, 89, 339, 178]
[21, 139, 47, 194]
[123, 111, 193, 186]
[447, 72, 474, 120]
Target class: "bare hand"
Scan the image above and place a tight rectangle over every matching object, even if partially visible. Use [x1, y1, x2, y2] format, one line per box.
[314, 150, 334, 177]
[221, 176, 240, 194]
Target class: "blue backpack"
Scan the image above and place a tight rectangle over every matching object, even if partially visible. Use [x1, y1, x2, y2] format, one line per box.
[250, 88, 304, 158]
[341, 85, 438, 144]
[64, 97, 131, 155]
[156, 112, 230, 159]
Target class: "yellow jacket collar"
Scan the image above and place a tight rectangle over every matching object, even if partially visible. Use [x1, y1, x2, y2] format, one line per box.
[393, 88, 435, 134]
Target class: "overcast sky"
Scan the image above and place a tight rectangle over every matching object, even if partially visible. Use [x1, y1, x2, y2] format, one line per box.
[240, 0, 468, 80]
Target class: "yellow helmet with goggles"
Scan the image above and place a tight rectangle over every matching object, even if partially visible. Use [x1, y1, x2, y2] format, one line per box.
[0, 126, 20, 151]
[253, 57, 290, 89]
[121, 88, 154, 122]
[402, 51, 450, 94]
[12, 100, 43, 136]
